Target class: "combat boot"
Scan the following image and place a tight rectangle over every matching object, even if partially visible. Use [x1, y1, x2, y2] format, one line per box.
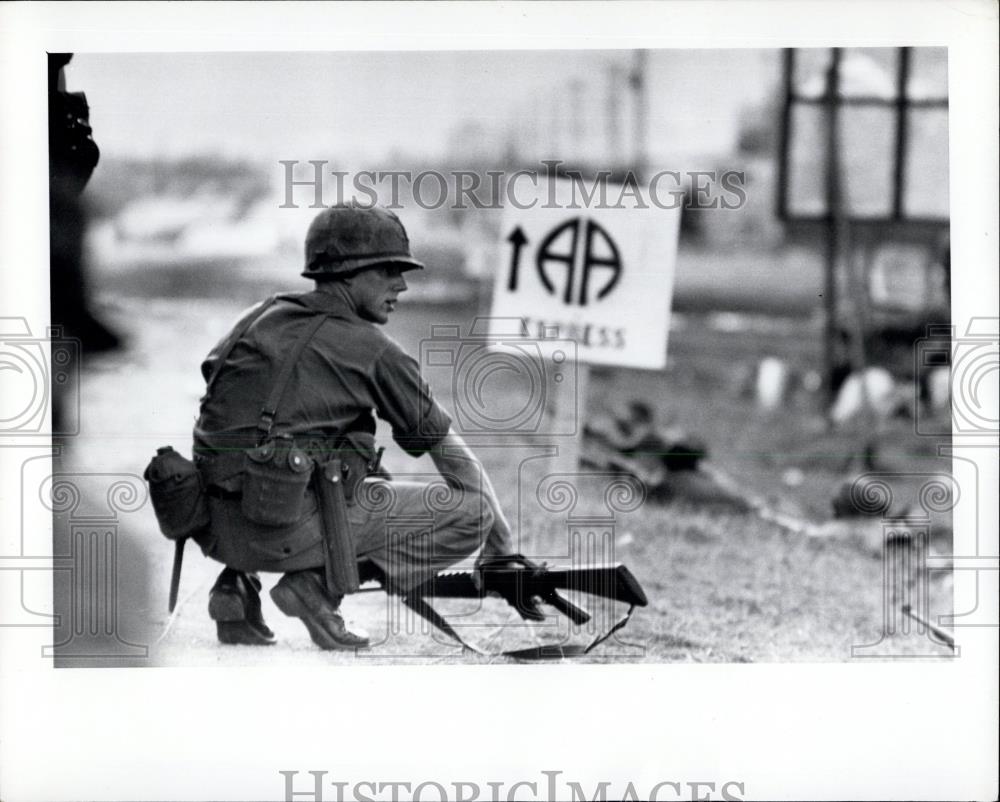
[270, 569, 369, 650]
[208, 567, 276, 646]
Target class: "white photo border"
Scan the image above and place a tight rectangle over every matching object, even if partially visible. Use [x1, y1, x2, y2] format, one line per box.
[1, 2, 997, 801]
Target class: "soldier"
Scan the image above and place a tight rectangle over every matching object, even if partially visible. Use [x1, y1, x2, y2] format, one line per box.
[192, 204, 519, 649]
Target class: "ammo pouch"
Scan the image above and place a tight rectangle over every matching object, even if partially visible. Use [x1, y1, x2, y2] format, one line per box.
[241, 439, 314, 527]
[144, 446, 210, 540]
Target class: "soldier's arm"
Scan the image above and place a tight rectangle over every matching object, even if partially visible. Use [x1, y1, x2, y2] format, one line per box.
[429, 428, 514, 559]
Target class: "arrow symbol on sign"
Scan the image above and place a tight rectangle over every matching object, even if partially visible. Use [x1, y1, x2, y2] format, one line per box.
[506, 226, 528, 292]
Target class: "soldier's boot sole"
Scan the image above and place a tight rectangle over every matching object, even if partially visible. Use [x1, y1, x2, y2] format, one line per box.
[209, 589, 276, 646]
[215, 621, 276, 646]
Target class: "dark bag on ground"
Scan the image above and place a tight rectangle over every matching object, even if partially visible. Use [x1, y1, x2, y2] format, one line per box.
[241, 438, 314, 527]
[144, 446, 210, 540]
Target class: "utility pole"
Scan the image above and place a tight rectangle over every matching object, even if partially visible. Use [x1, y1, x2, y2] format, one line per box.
[569, 77, 585, 156]
[823, 49, 843, 415]
[606, 62, 624, 164]
[630, 49, 649, 180]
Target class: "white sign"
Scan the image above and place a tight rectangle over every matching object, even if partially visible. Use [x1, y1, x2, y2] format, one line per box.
[490, 178, 680, 369]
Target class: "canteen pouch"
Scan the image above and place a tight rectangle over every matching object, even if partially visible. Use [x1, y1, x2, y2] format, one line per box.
[241, 439, 314, 527]
[143, 446, 210, 540]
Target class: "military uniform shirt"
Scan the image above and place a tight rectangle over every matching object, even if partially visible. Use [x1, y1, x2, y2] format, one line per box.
[194, 286, 451, 458]
[190, 285, 458, 573]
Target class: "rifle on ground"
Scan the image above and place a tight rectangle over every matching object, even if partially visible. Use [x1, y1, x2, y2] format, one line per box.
[394, 560, 648, 659]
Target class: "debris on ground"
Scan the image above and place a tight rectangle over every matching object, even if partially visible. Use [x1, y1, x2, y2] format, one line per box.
[582, 399, 751, 511]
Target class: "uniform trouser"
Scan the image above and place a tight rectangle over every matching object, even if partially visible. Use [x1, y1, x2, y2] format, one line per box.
[203, 478, 495, 593]
[350, 479, 497, 591]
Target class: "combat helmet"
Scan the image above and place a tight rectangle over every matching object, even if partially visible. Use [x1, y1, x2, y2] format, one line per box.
[302, 203, 425, 279]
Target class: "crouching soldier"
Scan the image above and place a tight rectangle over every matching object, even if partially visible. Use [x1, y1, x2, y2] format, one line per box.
[191, 204, 518, 649]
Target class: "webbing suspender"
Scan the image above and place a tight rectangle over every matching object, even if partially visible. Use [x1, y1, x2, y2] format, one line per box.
[199, 294, 330, 445]
[204, 295, 281, 392]
[255, 312, 330, 443]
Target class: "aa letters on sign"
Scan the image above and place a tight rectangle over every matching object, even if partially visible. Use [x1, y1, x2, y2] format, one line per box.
[491, 179, 681, 370]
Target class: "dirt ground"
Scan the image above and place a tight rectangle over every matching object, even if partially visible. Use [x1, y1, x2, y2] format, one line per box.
[59, 278, 955, 665]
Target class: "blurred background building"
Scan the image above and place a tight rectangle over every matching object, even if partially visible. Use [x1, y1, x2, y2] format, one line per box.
[70, 49, 947, 324]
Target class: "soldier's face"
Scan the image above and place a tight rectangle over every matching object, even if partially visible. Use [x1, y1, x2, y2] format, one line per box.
[348, 265, 409, 324]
